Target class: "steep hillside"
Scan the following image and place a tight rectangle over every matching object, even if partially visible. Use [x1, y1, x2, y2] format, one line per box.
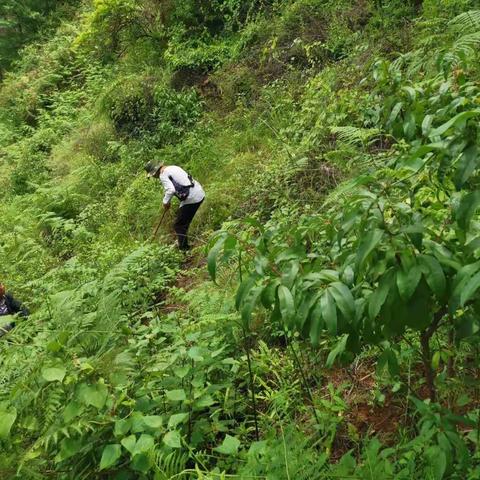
[1, 1, 480, 478]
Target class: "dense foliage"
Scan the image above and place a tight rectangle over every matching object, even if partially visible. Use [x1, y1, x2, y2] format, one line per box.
[1, 1, 480, 479]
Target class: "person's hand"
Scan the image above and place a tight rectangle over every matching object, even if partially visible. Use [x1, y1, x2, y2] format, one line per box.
[163, 203, 171, 210]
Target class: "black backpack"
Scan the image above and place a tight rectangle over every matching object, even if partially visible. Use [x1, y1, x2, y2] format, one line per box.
[169, 174, 194, 201]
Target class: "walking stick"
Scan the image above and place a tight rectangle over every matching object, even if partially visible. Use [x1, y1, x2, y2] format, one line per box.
[152, 209, 168, 239]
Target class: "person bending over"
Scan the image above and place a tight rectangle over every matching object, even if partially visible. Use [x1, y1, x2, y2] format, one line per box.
[0, 282, 29, 338]
[145, 162, 205, 251]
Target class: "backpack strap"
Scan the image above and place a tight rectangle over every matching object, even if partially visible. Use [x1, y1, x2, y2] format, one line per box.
[168, 174, 194, 188]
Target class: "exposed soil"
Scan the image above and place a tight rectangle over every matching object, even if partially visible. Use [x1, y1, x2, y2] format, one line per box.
[323, 360, 406, 460]
[155, 252, 208, 316]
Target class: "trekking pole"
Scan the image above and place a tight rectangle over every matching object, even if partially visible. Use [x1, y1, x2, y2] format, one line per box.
[152, 209, 168, 239]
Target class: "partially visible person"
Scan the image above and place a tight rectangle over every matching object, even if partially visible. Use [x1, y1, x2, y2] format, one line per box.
[0, 282, 29, 338]
[145, 162, 205, 251]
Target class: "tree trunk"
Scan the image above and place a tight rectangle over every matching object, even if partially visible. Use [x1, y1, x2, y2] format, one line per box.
[420, 330, 436, 402]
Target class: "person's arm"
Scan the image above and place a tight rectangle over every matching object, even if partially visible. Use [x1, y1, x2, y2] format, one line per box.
[159, 173, 176, 206]
[6, 293, 29, 317]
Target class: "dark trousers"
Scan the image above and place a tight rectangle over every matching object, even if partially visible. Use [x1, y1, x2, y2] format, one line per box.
[174, 200, 203, 250]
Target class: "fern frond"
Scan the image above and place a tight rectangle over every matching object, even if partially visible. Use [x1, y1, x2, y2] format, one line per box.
[331, 126, 381, 146]
[155, 450, 189, 479]
[444, 31, 480, 67]
[41, 383, 66, 438]
[449, 10, 480, 33]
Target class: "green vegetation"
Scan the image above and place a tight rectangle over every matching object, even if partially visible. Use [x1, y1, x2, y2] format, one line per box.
[1, 0, 480, 478]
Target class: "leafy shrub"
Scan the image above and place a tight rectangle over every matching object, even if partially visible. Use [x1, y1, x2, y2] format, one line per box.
[102, 76, 202, 144]
[209, 6, 480, 441]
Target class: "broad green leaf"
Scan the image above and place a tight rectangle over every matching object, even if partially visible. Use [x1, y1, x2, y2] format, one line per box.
[133, 434, 154, 456]
[100, 444, 122, 470]
[460, 271, 480, 307]
[173, 365, 190, 378]
[275, 245, 306, 263]
[121, 434, 137, 454]
[403, 110, 416, 139]
[55, 438, 83, 463]
[187, 347, 204, 362]
[368, 270, 394, 320]
[432, 351, 441, 370]
[222, 235, 238, 260]
[260, 280, 279, 308]
[214, 434, 241, 455]
[388, 102, 403, 126]
[450, 261, 480, 312]
[131, 452, 151, 473]
[419, 255, 446, 298]
[402, 143, 443, 171]
[194, 395, 215, 408]
[425, 446, 447, 480]
[329, 282, 355, 322]
[131, 412, 147, 433]
[41, 366, 66, 383]
[297, 291, 318, 330]
[404, 280, 431, 332]
[166, 389, 186, 402]
[254, 255, 269, 276]
[235, 275, 258, 310]
[63, 401, 84, 423]
[142, 415, 163, 429]
[466, 236, 480, 254]
[207, 234, 228, 283]
[321, 290, 337, 335]
[163, 430, 181, 448]
[326, 334, 349, 368]
[241, 285, 264, 329]
[76, 383, 108, 410]
[396, 265, 422, 301]
[355, 229, 383, 272]
[308, 300, 324, 346]
[341, 265, 355, 286]
[168, 413, 189, 429]
[402, 86, 417, 101]
[277, 285, 295, 329]
[456, 314, 479, 340]
[0, 408, 16, 439]
[452, 261, 480, 293]
[422, 114, 433, 136]
[46, 340, 62, 352]
[429, 109, 480, 137]
[282, 261, 299, 289]
[454, 145, 478, 189]
[302, 270, 339, 285]
[456, 190, 480, 230]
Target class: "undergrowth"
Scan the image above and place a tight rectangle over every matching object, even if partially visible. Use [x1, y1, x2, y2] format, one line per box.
[1, 0, 480, 479]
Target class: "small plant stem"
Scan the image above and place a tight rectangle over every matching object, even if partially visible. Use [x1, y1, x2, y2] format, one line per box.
[238, 249, 243, 283]
[447, 325, 455, 378]
[286, 331, 321, 426]
[243, 327, 259, 441]
[188, 357, 194, 441]
[420, 307, 446, 402]
[280, 424, 291, 480]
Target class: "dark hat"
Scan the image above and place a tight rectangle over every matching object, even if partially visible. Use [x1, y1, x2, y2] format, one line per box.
[144, 161, 162, 177]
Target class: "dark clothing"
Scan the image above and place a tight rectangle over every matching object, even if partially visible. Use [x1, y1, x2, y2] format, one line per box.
[174, 200, 203, 251]
[4, 293, 29, 317]
[0, 293, 28, 338]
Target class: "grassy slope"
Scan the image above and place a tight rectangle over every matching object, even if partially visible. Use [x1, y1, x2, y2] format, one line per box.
[1, 0, 479, 478]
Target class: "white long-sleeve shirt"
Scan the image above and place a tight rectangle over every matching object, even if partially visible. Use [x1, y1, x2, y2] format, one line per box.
[159, 165, 205, 206]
